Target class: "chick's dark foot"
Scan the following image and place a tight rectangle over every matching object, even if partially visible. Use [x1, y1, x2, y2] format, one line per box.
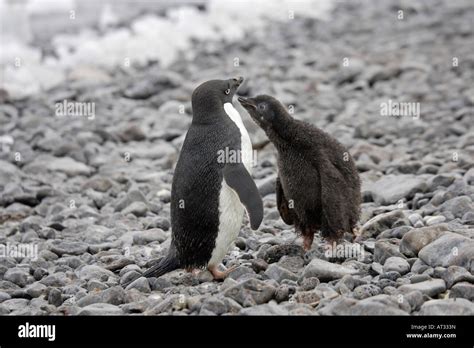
[303, 234, 314, 251]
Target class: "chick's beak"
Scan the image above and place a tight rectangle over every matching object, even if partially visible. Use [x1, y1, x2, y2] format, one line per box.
[238, 96, 257, 110]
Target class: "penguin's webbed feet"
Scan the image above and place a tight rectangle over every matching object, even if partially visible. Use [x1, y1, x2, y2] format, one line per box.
[208, 264, 237, 280]
[185, 267, 201, 276]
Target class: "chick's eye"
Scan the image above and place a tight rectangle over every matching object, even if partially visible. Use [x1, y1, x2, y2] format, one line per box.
[225, 89, 230, 95]
[258, 104, 266, 111]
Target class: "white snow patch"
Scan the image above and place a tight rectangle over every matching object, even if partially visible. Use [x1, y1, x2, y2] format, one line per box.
[1, 0, 334, 99]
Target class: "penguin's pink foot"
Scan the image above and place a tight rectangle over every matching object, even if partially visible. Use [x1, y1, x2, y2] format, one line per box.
[208, 264, 237, 280]
[185, 268, 200, 276]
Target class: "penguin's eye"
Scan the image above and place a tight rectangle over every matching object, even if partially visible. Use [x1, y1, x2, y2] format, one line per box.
[258, 103, 266, 111]
[225, 89, 231, 95]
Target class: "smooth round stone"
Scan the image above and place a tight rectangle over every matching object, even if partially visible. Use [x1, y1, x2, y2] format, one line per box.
[383, 257, 410, 275]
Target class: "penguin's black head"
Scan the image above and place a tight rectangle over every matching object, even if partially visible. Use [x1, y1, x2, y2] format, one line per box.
[191, 77, 244, 121]
[238, 95, 286, 131]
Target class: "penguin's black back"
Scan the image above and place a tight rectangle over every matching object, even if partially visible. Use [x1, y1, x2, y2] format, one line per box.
[171, 114, 241, 269]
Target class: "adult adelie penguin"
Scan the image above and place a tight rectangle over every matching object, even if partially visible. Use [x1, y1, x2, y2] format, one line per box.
[124, 77, 263, 286]
[238, 95, 361, 251]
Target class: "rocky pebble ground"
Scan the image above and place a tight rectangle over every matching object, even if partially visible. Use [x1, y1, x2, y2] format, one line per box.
[0, 0, 473, 315]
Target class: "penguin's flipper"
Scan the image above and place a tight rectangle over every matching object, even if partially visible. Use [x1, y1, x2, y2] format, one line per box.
[223, 163, 263, 230]
[276, 175, 295, 225]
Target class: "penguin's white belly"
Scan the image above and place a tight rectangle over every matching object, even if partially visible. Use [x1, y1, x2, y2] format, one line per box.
[208, 103, 253, 267]
[208, 181, 245, 267]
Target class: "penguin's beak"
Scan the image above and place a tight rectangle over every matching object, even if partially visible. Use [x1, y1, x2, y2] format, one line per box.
[238, 96, 257, 110]
[232, 76, 244, 88]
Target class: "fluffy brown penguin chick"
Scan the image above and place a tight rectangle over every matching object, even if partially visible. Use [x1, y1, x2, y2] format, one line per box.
[239, 95, 361, 250]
